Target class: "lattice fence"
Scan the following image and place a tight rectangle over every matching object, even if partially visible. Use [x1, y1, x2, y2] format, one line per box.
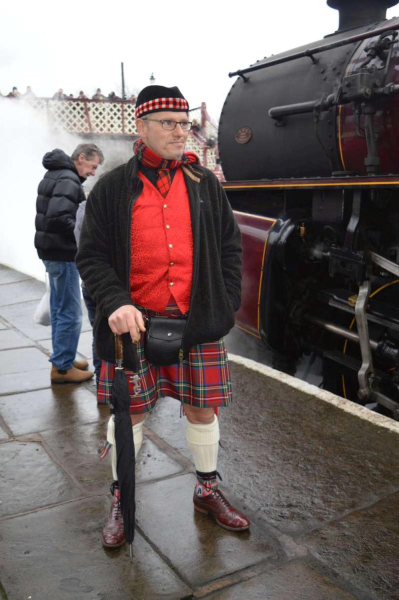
[6, 97, 222, 176]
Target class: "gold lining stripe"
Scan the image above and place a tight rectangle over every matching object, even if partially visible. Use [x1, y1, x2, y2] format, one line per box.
[235, 324, 262, 339]
[233, 210, 276, 223]
[257, 220, 276, 331]
[224, 181, 399, 189]
[338, 104, 347, 172]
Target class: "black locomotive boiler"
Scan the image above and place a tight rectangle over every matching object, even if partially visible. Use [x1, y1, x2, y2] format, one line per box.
[220, 0, 399, 418]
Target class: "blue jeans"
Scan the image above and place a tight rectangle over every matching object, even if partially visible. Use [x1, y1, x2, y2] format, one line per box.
[43, 260, 82, 370]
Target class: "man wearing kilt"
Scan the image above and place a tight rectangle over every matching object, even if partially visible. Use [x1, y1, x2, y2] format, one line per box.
[76, 84, 250, 549]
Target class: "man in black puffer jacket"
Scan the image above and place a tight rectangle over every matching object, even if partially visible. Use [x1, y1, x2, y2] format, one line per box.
[35, 143, 104, 384]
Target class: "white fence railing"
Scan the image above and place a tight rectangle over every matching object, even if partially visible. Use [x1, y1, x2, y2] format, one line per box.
[2, 97, 222, 173]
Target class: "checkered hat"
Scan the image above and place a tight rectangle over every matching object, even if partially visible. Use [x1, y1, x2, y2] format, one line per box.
[135, 85, 189, 118]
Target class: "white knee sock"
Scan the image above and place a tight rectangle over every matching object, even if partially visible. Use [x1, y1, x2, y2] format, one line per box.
[111, 421, 144, 482]
[186, 415, 219, 473]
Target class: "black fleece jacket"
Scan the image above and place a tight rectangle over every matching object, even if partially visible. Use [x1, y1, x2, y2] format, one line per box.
[35, 149, 86, 261]
[76, 155, 242, 368]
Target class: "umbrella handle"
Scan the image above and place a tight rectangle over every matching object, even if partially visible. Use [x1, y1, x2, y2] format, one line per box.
[115, 334, 123, 367]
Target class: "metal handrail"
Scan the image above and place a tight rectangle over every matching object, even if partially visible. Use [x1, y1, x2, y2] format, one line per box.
[229, 22, 399, 80]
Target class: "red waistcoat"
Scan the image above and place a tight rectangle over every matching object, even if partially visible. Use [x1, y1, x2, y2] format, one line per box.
[130, 169, 193, 313]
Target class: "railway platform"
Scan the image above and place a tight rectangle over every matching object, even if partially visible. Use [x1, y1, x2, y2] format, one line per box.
[0, 264, 398, 600]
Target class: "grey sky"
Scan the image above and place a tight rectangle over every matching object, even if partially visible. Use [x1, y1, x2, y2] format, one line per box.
[2, 0, 398, 119]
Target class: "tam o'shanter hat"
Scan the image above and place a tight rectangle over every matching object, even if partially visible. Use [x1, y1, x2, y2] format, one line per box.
[135, 85, 189, 118]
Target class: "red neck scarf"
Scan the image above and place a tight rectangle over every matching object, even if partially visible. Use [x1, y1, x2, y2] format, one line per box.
[133, 138, 199, 198]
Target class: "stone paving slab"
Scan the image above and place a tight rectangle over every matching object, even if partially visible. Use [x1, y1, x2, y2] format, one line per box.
[42, 421, 185, 493]
[0, 440, 81, 517]
[136, 472, 276, 587]
[0, 368, 52, 395]
[0, 299, 53, 340]
[0, 346, 49, 375]
[220, 362, 399, 537]
[147, 365, 399, 538]
[0, 386, 101, 436]
[0, 327, 33, 350]
[303, 491, 399, 600]
[1, 267, 399, 600]
[0, 298, 92, 341]
[37, 334, 93, 364]
[77, 329, 94, 358]
[0, 347, 51, 395]
[0, 277, 45, 307]
[0, 265, 32, 285]
[137, 437, 185, 483]
[146, 395, 191, 458]
[203, 560, 359, 599]
[0, 496, 191, 600]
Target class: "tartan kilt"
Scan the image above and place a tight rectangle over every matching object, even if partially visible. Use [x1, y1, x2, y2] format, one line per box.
[97, 304, 233, 414]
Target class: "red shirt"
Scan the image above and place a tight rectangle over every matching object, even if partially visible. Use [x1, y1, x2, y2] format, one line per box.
[130, 169, 193, 313]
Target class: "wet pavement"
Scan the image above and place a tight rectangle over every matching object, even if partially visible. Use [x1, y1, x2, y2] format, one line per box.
[0, 264, 399, 600]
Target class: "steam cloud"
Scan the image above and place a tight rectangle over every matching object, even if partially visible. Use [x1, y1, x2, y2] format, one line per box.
[0, 99, 133, 281]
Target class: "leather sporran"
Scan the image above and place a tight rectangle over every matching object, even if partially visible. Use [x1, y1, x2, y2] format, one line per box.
[144, 316, 187, 366]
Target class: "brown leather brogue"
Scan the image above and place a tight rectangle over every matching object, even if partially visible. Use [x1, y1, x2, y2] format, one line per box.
[193, 489, 250, 531]
[102, 484, 126, 548]
[73, 359, 89, 370]
[50, 366, 94, 384]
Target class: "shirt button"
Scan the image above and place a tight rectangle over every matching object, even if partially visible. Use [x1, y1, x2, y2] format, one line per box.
[169, 282, 174, 286]
[163, 204, 168, 208]
[169, 244, 173, 248]
[170, 262, 174, 266]
[166, 225, 170, 229]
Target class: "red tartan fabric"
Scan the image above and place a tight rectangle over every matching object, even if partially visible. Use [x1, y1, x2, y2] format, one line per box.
[97, 305, 233, 414]
[133, 139, 199, 198]
[157, 168, 172, 198]
[135, 97, 189, 118]
[130, 170, 193, 313]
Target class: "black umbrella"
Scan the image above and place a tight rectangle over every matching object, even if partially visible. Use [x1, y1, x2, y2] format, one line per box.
[112, 334, 140, 560]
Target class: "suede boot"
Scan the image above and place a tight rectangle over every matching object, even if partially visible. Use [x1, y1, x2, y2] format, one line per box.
[73, 359, 89, 370]
[51, 365, 94, 384]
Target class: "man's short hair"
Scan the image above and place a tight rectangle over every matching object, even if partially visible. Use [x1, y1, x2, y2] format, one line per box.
[71, 143, 104, 164]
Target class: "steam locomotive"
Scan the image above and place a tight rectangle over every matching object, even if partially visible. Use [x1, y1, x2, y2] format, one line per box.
[219, 0, 399, 418]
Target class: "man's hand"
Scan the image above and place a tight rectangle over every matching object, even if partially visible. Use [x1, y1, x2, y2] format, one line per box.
[108, 305, 146, 343]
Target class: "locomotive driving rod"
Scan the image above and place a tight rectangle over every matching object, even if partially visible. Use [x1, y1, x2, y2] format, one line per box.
[229, 22, 399, 79]
[305, 314, 378, 351]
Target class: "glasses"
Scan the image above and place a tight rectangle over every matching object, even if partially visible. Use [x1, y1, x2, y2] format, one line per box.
[141, 118, 192, 131]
